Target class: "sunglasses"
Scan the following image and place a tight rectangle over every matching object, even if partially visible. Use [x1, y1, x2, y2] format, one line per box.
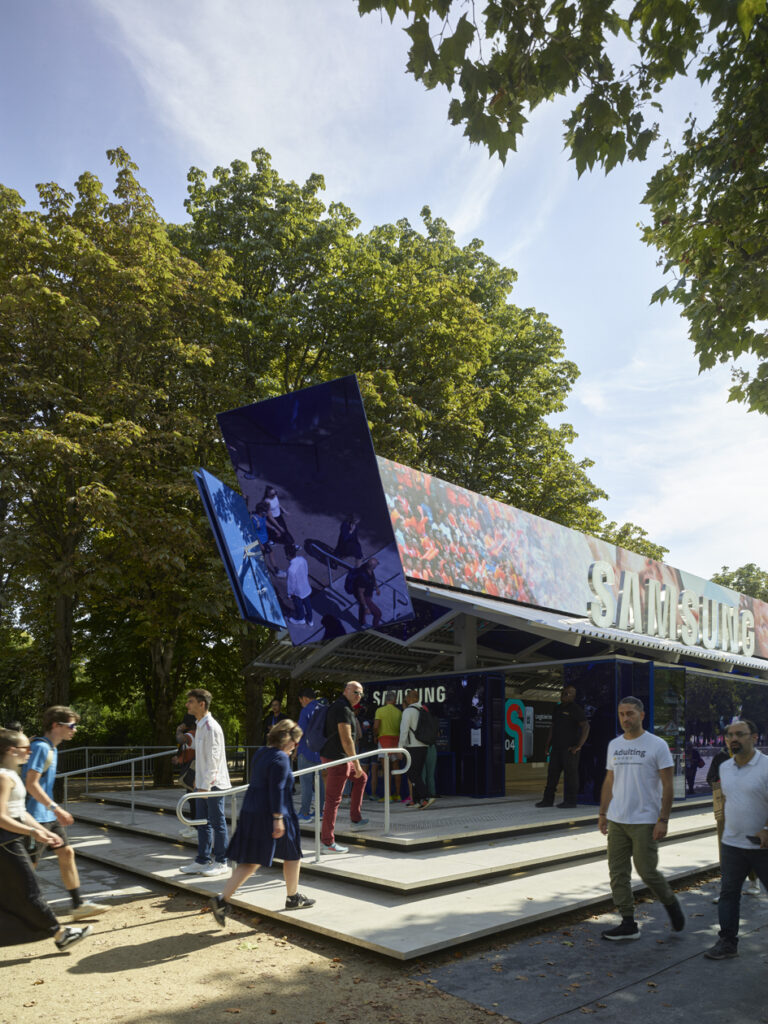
[61, 722, 78, 730]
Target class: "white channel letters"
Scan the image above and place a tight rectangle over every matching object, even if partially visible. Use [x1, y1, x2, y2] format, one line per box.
[587, 560, 755, 656]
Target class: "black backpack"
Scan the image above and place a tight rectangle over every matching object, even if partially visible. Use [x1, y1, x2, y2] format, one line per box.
[413, 705, 439, 745]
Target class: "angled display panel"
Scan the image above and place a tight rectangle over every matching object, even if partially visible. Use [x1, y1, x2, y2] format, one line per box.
[195, 468, 285, 629]
[217, 376, 413, 646]
[377, 457, 768, 662]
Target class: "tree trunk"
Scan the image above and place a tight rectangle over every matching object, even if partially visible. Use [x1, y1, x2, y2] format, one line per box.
[148, 638, 176, 786]
[45, 590, 74, 707]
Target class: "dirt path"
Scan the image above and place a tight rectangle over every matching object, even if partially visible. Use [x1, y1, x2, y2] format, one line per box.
[2, 884, 510, 1024]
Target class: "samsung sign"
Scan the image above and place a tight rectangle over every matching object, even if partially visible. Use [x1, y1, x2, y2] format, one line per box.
[587, 561, 755, 656]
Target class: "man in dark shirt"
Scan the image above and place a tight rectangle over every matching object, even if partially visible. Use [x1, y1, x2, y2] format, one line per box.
[320, 680, 369, 853]
[536, 685, 589, 809]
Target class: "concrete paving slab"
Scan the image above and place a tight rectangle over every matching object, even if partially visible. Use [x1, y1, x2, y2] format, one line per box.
[71, 800, 717, 893]
[427, 884, 768, 1023]
[66, 823, 721, 959]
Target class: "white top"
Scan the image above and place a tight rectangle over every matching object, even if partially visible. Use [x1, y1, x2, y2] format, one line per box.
[0, 767, 27, 818]
[720, 750, 768, 849]
[267, 495, 281, 518]
[605, 730, 673, 825]
[399, 705, 426, 748]
[286, 554, 312, 599]
[193, 713, 231, 791]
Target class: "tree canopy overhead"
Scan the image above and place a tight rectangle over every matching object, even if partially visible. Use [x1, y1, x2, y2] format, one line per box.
[355, 1, 768, 413]
[2, 146, 668, 740]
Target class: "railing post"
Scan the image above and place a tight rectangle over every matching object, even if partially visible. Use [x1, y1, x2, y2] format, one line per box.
[383, 752, 390, 834]
[314, 768, 322, 863]
[130, 762, 135, 824]
[84, 748, 89, 796]
[64, 775, 68, 810]
[141, 747, 146, 790]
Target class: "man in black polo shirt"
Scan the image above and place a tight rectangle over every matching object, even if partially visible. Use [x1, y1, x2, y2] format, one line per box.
[536, 685, 589, 809]
[319, 680, 369, 853]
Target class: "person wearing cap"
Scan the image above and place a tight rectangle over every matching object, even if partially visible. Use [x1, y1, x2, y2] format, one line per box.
[295, 688, 324, 821]
[371, 691, 402, 802]
[597, 695, 685, 941]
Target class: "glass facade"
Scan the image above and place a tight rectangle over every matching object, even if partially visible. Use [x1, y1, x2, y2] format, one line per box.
[366, 657, 767, 802]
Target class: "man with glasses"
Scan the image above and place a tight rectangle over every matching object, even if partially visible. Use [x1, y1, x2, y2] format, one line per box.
[319, 681, 369, 853]
[23, 705, 109, 921]
[704, 719, 768, 959]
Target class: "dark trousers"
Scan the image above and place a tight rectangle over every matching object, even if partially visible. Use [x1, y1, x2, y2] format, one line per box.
[0, 838, 59, 946]
[718, 843, 768, 946]
[406, 746, 428, 804]
[542, 746, 580, 804]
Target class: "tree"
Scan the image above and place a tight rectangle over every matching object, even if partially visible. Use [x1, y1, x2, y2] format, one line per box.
[355, 2, 768, 411]
[175, 152, 614, 534]
[0, 150, 238, 760]
[600, 521, 668, 561]
[711, 563, 768, 603]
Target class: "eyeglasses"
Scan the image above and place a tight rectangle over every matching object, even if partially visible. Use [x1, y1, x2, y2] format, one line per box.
[726, 731, 750, 739]
[15, 745, 31, 751]
[62, 722, 78, 730]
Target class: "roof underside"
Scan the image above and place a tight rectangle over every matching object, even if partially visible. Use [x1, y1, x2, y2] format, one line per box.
[247, 581, 768, 684]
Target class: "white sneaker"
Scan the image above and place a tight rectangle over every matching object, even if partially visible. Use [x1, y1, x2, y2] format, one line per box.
[179, 861, 209, 874]
[200, 861, 230, 877]
[71, 900, 109, 920]
[745, 882, 762, 896]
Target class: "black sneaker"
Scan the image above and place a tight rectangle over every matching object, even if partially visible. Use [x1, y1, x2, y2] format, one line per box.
[212, 895, 227, 927]
[535, 800, 553, 808]
[284, 892, 316, 911]
[704, 939, 738, 960]
[55, 925, 92, 951]
[601, 919, 640, 941]
[665, 896, 685, 932]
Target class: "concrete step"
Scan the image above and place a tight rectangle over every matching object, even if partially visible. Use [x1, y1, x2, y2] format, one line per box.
[71, 797, 717, 895]
[66, 820, 720, 960]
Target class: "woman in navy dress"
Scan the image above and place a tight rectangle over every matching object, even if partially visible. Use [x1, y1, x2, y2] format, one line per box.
[212, 719, 315, 924]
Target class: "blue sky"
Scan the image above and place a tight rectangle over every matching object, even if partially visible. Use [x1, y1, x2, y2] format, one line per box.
[3, 0, 766, 580]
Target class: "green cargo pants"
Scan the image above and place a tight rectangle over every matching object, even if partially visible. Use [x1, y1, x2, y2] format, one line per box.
[607, 820, 675, 917]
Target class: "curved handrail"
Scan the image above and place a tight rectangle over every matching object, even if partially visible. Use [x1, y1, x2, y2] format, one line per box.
[177, 747, 413, 858]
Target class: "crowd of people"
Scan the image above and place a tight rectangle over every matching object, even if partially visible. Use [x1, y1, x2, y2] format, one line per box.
[4, 690, 766, 965]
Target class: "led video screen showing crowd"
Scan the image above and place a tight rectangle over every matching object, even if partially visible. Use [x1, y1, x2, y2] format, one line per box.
[216, 376, 414, 646]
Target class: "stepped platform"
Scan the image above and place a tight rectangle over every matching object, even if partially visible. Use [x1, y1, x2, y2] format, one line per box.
[64, 788, 722, 958]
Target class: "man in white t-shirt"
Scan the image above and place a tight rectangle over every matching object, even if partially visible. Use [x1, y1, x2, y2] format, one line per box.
[598, 696, 685, 941]
[704, 718, 768, 960]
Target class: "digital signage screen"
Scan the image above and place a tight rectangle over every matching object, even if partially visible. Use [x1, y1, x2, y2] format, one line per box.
[195, 468, 285, 629]
[217, 376, 414, 646]
[377, 457, 768, 661]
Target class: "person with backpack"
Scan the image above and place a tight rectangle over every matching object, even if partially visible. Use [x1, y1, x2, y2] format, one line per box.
[399, 689, 436, 810]
[295, 688, 324, 822]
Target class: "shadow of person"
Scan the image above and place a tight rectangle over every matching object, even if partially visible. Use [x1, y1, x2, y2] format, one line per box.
[66, 929, 234, 974]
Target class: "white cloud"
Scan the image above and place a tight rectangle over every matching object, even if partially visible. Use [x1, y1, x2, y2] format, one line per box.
[568, 327, 768, 578]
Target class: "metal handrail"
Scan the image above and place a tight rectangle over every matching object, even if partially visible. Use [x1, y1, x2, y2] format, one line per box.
[59, 748, 177, 824]
[177, 747, 413, 862]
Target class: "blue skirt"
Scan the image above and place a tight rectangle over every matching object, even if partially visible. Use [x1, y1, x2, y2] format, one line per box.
[227, 806, 302, 866]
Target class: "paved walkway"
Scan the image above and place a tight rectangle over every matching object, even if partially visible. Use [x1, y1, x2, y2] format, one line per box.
[426, 881, 768, 1023]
